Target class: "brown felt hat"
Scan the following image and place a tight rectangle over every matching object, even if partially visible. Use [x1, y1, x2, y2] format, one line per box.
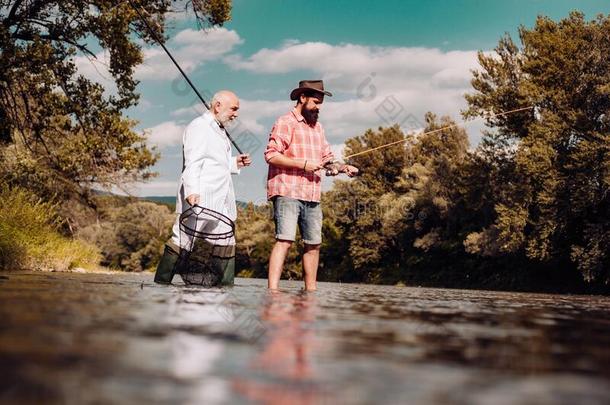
[289, 80, 333, 101]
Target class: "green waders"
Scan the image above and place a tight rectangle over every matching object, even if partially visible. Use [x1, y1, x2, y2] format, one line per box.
[154, 242, 180, 284]
[216, 255, 235, 286]
[154, 240, 235, 286]
[186, 242, 235, 286]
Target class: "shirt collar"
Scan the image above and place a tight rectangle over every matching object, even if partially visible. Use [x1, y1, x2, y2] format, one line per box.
[291, 108, 305, 123]
[204, 110, 225, 131]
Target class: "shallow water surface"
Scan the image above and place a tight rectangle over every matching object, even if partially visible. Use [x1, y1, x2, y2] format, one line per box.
[0, 272, 609, 404]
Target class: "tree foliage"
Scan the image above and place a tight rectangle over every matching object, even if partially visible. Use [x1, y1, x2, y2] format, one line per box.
[464, 12, 609, 284]
[0, 0, 232, 225]
[78, 199, 174, 271]
[237, 12, 608, 290]
[322, 117, 470, 283]
[235, 202, 304, 280]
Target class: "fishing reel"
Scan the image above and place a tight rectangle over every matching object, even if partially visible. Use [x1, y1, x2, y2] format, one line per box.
[323, 160, 361, 177]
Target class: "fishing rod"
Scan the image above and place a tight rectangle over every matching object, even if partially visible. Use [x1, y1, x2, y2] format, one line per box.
[342, 105, 534, 161]
[323, 105, 533, 175]
[126, 0, 243, 154]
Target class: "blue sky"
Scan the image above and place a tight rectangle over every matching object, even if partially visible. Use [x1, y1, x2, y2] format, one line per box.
[76, 0, 610, 201]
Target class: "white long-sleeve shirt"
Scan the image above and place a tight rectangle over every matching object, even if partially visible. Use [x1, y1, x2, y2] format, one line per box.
[175, 111, 240, 221]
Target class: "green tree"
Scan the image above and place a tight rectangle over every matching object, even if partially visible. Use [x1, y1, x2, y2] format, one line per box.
[323, 116, 469, 284]
[235, 202, 304, 280]
[324, 125, 409, 282]
[0, 0, 232, 226]
[385, 114, 469, 275]
[78, 200, 174, 271]
[464, 12, 610, 284]
[235, 202, 275, 278]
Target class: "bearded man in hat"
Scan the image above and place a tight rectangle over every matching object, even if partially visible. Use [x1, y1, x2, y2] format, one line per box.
[264, 80, 359, 291]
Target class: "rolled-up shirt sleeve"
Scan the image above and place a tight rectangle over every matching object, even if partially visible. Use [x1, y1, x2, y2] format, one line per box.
[264, 120, 292, 163]
[181, 121, 205, 197]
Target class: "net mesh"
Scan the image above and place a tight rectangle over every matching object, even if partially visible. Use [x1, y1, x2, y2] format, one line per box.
[176, 205, 235, 287]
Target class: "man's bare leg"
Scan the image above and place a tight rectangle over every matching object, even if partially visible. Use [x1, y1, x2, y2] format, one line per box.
[268, 239, 292, 289]
[302, 243, 320, 291]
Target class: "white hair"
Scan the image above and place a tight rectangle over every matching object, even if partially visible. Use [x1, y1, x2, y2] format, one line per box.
[211, 92, 222, 106]
[211, 90, 235, 107]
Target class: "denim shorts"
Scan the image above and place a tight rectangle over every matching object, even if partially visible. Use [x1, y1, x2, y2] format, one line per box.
[272, 196, 323, 245]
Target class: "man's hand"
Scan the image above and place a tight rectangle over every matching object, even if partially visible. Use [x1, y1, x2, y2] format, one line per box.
[324, 162, 340, 176]
[341, 164, 359, 177]
[324, 162, 359, 177]
[186, 194, 200, 206]
[236, 153, 252, 168]
[304, 160, 323, 172]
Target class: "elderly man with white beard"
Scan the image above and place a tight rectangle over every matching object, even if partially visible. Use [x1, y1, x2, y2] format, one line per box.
[154, 90, 251, 285]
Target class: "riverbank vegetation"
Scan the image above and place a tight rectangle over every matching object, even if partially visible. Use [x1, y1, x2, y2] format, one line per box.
[0, 186, 100, 271]
[236, 12, 609, 293]
[77, 197, 175, 272]
[0, 2, 231, 272]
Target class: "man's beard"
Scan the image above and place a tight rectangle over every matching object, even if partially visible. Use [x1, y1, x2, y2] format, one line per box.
[302, 106, 319, 126]
[217, 114, 235, 128]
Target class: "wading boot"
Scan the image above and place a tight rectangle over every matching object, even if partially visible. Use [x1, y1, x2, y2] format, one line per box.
[219, 256, 235, 286]
[154, 242, 179, 284]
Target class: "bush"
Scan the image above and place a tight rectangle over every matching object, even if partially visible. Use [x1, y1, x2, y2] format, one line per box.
[78, 201, 175, 272]
[0, 186, 101, 271]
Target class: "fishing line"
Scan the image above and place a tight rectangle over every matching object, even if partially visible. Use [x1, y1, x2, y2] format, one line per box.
[343, 106, 534, 160]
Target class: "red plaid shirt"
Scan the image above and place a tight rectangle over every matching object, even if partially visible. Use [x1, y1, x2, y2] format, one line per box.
[265, 109, 334, 202]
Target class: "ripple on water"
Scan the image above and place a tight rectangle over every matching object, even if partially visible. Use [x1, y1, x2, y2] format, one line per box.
[0, 272, 609, 404]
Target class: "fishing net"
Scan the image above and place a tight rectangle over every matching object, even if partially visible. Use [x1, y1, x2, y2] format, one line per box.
[176, 205, 236, 287]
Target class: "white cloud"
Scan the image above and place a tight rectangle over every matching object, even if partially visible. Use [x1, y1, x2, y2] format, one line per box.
[170, 98, 291, 136]
[74, 51, 116, 90]
[133, 98, 154, 112]
[137, 27, 243, 80]
[171, 103, 207, 118]
[226, 42, 477, 89]
[225, 41, 485, 144]
[231, 99, 291, 135]
[164, 40, 485, 146]
[225, 42, 335, 74]
[145, 121, 185, 148]
[164, 9, 194, 22]
[75, 27, 242, 85]
[138, 181, 178, 196]
[330, 143, 346, 160]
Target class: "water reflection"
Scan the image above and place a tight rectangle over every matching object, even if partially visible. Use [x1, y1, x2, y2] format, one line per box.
[1, 273, 609, 405]
[234, 290, 328, 404]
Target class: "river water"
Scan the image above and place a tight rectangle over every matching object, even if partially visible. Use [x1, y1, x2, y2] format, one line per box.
[0, 272, 609, 405]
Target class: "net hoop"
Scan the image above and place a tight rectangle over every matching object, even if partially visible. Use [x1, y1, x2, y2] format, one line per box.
[179, 204, 235, 242]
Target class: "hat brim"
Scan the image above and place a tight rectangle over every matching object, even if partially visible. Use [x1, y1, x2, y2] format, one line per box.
[290, 87, 333, 101]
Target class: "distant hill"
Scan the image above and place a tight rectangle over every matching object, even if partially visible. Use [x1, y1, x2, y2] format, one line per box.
[92, 191, 250, 213]
[142, 196, 176, 205]
[142, 196, 248, 211]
